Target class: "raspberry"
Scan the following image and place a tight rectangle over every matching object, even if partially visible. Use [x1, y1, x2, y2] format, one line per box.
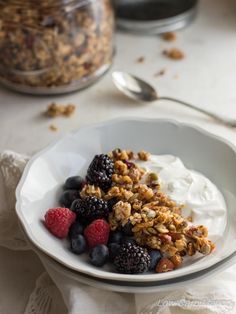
[86, 154, 114, 191]
[44, 207, 76, 239]
[84, 219, 110, 248]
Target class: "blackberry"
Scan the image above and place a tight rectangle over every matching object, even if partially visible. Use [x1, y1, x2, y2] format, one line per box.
[71, 196, 109, 222]
[86, 154, 114, 191]
[121, 236, 136, 245]
[114, 243, 150, 274]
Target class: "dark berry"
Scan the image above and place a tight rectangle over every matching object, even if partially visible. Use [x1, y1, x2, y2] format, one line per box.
[86, 154, 114, 191]
[114, 243, 150, 274]
[59, 190, 81, 208]
[121, 221, 133, 236]
[64, 176, 86, 190]
[70, 198, 85, 215]
[107, 197, 119, 212]
[71, 196, 109, 222]
[121, 236, 136, 245]
[69, 221, 84, 239]
[149, 250, 162, 271]
[89, 244, 109, 267]
[109, 231, 123, 244]
[108, 243, 120, 261]
[70, 234, 87, 254]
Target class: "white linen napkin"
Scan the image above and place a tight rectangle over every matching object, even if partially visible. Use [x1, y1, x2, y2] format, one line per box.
[0, 150, 236, 314]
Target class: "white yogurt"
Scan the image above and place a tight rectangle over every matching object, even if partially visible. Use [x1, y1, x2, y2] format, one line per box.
[136, 155, 227, 240]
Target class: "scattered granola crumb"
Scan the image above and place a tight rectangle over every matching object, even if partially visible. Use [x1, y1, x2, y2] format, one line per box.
[45, 103, 76, 118]
[64, 104, 76, 117]
[154, 68, 166, 77]
[136, 56, 145, 63]
[173, 74, 179, 79]
[49, 124, 58, 132]
[162, 32, 176, 42]
[163, 48, 185, 60]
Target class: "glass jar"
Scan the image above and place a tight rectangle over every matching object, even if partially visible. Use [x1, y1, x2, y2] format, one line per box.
[112, 0, 197, 34]
[0, 0, 114, 94]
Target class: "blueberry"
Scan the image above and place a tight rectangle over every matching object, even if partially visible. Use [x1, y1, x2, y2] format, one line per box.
[89, 244, 109, 267]
[64, 176, 85, 190]
[121, 221, 133, 236]
[69, 221, 84, 239]
[107, 197, 118, 212]
[121, 236, 136, 245]
[149, 250, 162, 271]
[109, 231, 123, 244]
[70, 198, 83, 214]
[59, 190, 81, 208]
[70, 234, 87, 255]
[108, 243, 120, 261]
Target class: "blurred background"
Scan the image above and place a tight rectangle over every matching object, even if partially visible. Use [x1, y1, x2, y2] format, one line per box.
[0, 0, 236, 153]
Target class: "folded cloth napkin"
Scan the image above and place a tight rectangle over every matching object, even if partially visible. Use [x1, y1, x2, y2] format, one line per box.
[0, 150, 236, 314]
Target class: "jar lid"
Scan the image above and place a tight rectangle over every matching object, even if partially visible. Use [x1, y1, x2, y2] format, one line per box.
[113, 0, 198, 34]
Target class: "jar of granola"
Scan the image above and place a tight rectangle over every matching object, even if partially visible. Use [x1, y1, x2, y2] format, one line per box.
[0, 0, 114, 94]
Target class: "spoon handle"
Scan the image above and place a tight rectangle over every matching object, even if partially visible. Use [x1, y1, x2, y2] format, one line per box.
[159, 96, 236, 127]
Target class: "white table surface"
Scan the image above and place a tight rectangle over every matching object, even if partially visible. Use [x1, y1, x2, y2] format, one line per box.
[1, 0, 236, 313]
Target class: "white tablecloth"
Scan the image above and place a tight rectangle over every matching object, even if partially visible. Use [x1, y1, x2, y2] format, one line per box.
[1, 0, 236, 313]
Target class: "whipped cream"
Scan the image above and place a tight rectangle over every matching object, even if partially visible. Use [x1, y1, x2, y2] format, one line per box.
[136, 155, 227, 240]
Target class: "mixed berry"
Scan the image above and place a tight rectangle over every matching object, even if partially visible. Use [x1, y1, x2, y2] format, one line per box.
[44, 150, 215, 274]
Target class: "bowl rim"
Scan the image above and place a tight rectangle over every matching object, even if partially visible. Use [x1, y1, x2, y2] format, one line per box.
[21, 221, 236, 294]
[15, 117, 236, 281]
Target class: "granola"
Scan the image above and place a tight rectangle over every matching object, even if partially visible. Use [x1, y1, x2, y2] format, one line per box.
[45, 103, 76, 118]
[163, 48, 185, 60]
[105, 149, 215, 271]
[0, 0, 114, 93]
[161, 32, 177, 42]
[48, 149, 218, 274]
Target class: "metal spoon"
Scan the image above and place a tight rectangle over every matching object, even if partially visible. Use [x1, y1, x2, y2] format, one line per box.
[112, 71, 236, 127]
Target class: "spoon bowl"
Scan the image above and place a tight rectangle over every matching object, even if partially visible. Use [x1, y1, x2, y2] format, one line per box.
[112, 71, 158, 102]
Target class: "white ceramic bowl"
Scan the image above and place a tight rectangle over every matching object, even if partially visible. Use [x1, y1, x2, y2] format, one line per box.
[16, 118, 236, 282]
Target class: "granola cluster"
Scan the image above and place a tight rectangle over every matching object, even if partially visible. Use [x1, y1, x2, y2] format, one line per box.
[45, 103, 76, 118]
[163, 48, 185, 60]
[79, 149, 215, 272]
[0, 0, 114, 93]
